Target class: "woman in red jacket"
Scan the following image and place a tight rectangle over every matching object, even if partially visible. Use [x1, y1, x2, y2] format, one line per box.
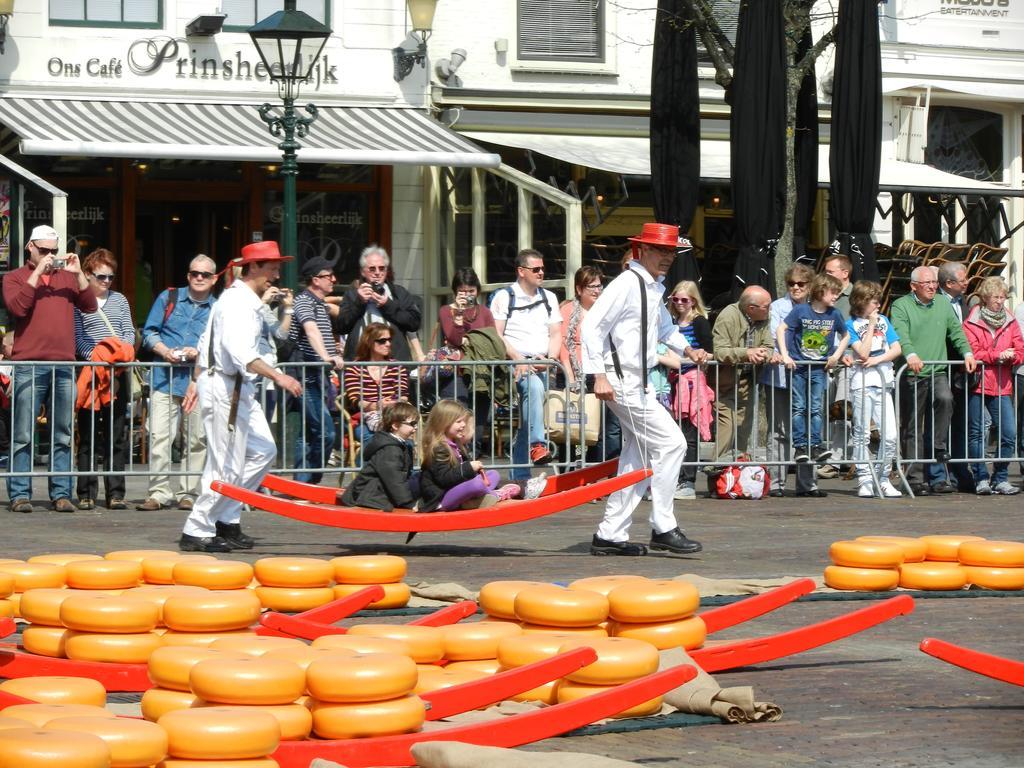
[963, 276, 1024, 495]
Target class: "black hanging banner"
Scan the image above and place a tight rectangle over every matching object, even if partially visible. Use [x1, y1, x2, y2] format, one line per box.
[828, 0, 882, 281]
[651, 0, 701, 286]
[730, 0, 785, 296]
[793, 25, 819, 265]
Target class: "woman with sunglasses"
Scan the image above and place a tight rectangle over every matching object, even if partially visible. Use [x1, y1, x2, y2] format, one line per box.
[343, 322, 411, 457]
[73, 249, 136, 510]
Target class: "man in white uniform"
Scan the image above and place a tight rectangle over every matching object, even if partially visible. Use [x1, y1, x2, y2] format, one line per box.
[581, 223, 707, 556]
[178, 241, 303, 552]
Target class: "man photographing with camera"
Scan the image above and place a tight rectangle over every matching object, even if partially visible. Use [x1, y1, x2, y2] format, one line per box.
[3, 224, 97, 513]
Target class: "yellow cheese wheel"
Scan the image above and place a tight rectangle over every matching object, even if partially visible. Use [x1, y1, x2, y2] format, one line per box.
[607, 615, 707, 650]
[159, 630, 257, 648]
[558, 637, 660, 685]
[65, 561, 143, 590]
[509, 677, 560, 705]
[346, 625, 444, 663]
[147, 647, 254, 692]
[140, 556, 215, 586]
[918, 535, 985, 562]
[519, 623, 608, 637]
[158, 707, 281, 760]
[162, 592, 262, 632]
[0, 677, 106, 707]
[310, 694, 425, 739]
[514, 586, 609, 628]
[413, 667, 484, 695]
[855, 536, 928, 563]
[0, 716, 35, 730]
[0, 728, 111, 768]
[497, 632, 599, 668]
[4, 592, 20, 618]
[27, 554, 103, 567]
[306, 652, 418, 703]
[823, 565, 900, 591]
[106, 550, 180, 563]
[1, 703, 116, 727]
[477, 580, 551, 620]
[329, 555, 407, 585]
[140, 688, 198, 722]
[899, 562, 968, 590]
[567, 575, 650, 596]
[0, 599, 12, 619]
[443, 658, 503, 675]
[829, 540, 905, 569]
[44, 716, 168, 768]
[310, 634, 412, 656]
[0, 559, 24, 564]
[331, 582, 411, 609]
[0, 563, 66, 592]
[440, 621, 523, 661]
[19, 589, 93, 627]
[172, 561, 254, 591]
[555, 681, 663, 718]
[964, 566, 1024, 590]
[195, 702, 312, 741]
[0, 572, 13, 599]
[60, 595, 160, 634]
[261, 645, 357, 671]
[253, 586, 336, 613]
[189, 656, 306, 705]
[253, 558, 334, 588]
[957, 540, 1024, 568]
[606, 580, 700, 623]
[64, 631, 163, 664]
[21, 626, 70, 658]
[157, 760, 280, 768]
[208, 635, 307, 657]
[121, 586, 210, 626]
[477, 615, 522, 625]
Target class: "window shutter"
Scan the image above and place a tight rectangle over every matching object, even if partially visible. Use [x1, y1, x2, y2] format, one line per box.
[697, 0, 740, 64]
[518, 0, 603, 61]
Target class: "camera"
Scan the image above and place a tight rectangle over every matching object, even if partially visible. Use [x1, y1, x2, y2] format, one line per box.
[51, 258, 67, 271]
[371, 282, 385, 296]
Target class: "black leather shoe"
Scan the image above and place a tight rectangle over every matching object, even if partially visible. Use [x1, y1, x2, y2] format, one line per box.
[591, 535, 647, 556]
[179, 534, 233, 553]
[769, 489, 785, 498]
[930, 481, 955, 494]
[649, 528, 702, 555]
[216, 522, 255, 550]
[910, 483, 930, 496]
[796, 489, 828, 498]
[934, 449, 952, 463]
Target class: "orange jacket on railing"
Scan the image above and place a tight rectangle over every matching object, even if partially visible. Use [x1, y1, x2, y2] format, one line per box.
[76, 337, 136, 411]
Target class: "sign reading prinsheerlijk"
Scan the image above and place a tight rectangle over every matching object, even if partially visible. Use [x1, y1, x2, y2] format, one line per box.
[893, 0, 1024, 49]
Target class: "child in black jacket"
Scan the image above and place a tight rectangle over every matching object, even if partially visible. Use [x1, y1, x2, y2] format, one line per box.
[341, 401, 420, 511]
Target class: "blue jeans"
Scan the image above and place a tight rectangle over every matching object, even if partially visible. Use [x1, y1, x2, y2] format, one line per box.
[511, 371, 547, 481]
[968, 393, 1015, 485]
[7, 364, 74, 502]
[294, 378, 335, 484]
[791, 365, 826, 450]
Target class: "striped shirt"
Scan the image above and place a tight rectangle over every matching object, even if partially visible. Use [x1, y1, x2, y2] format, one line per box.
[74, 291, 135, 360]
[290, 289, 336, 369]
[343, 364, 409, 410]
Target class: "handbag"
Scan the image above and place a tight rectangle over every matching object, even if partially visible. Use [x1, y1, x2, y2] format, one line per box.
[544, 389, 601, 446]
[419, 321, 462, 385]
[97, 308, 146, 401]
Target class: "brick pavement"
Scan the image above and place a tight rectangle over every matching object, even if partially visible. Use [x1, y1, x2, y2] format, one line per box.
[4, 472, 1024, 767]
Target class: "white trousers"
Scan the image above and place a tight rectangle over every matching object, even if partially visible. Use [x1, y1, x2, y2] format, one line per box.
[851, 386, 898, 485]
[148, 388, 206, 503]
[183, 372, 276, 538]
[597, 369, 685, 543]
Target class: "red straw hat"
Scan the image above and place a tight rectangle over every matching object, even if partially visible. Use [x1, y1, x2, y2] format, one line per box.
[233, 240, 293, 266]
[628, 223, 683, 249]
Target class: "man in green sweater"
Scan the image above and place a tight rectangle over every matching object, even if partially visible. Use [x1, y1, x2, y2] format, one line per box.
[890, 265, 976, 496]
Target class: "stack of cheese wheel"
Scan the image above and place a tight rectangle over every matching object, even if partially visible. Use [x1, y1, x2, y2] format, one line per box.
[958, 539, 1024, 590]
[45, 716, 169, 768]
[0, 561, 67, 617]
[170, 559, 254, 591]
[496, 631, 599, 704]
[431, 621, 523, 680]
[119, 585, 210, 629]
[59, 593, 162, 664]
[188, 655, 312, 741]
[158, 589, 261, 647]
[142, 646, 253, 722]
[0, 677, 107, 707]
[604, 579, 705, 650]
[513, 584, 609, 637]
[306, 651, 425, 739]
[18, 588, 90, 658]
[253, 557, 336, 612]
[477, 580, 550, 624]
[138, 554, 216, 586]
[824, 539, 904, 591]
[330, 555, 410, 609]
[900, 535, 979, 590]
[158, 707, 281, 763]
[0, 571, 14, 618]
[555, 636, 662, 718]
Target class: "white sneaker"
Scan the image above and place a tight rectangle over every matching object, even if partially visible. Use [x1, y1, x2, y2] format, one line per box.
[326, 449, 343, 468]
[857, 484, 874, 498]
[524, 473, 548, 500]
[673, 481, 696, 500]
[880, 480, 902, 498]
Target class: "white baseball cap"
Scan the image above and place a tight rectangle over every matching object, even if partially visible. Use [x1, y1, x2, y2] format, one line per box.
[28, 225, 59, 243]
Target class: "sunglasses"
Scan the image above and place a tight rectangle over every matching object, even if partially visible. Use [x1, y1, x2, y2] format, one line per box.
[34, 245, 60, 256]
[787, 280, 808, 288]
[91, 273, 115, 282]
[585, 283, 603, 292]
[365, 265, 387, 273]
[374, 337, 393, 344]
[671, 297, 693, 304]
[402, 419, 419, 427]
[189, 270, 215, 279]
[520, 266, 544, 274]
[314, 272, 336, 280]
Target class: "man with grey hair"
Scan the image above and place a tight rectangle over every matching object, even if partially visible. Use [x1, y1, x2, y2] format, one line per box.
[937, 259, 974, 493]
[335, 245, 422, 362]
[891, 264, 976, 495]
[137, 255, 218, 511]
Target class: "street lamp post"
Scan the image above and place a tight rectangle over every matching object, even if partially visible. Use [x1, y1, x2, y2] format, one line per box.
[248, 0, 332, 288]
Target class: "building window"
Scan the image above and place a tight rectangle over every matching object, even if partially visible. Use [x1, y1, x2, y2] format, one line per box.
[50, 0, 161, 27]
[696, 0, 739, 66]
[222, 0, 328, 30]
[518, 0, 604, 62]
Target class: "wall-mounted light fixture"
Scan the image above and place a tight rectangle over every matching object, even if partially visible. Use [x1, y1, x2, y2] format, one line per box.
[392, 0, 438, 82]
[435, 47, 466, 87]
[0, 0, 14, 55]
[186, 13, 227, 37]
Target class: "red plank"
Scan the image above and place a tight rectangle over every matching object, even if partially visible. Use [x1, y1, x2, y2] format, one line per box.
[919, 638, 1024, 687]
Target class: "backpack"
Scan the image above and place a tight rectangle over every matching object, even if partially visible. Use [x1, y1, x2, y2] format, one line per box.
[490, 285, 554, 319]
[709, 462, 771, 500]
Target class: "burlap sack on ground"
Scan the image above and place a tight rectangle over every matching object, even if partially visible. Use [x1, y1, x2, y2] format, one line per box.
[410, 742, 645, 768]
[673, 573, 824, 596]
[409, 581, 479, 606]
[659, 647, 783, 723]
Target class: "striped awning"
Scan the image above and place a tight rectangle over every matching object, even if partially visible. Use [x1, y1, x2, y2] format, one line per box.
[0, 98, 500, 168]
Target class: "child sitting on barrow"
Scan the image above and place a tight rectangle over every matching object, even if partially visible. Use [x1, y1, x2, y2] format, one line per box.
[340, 401, 421, 512]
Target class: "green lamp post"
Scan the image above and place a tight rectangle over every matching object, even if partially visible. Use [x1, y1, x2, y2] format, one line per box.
[248, 0, 332, 288]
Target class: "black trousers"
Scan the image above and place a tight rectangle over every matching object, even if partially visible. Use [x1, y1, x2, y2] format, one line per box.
[76, 374, 128, 502]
